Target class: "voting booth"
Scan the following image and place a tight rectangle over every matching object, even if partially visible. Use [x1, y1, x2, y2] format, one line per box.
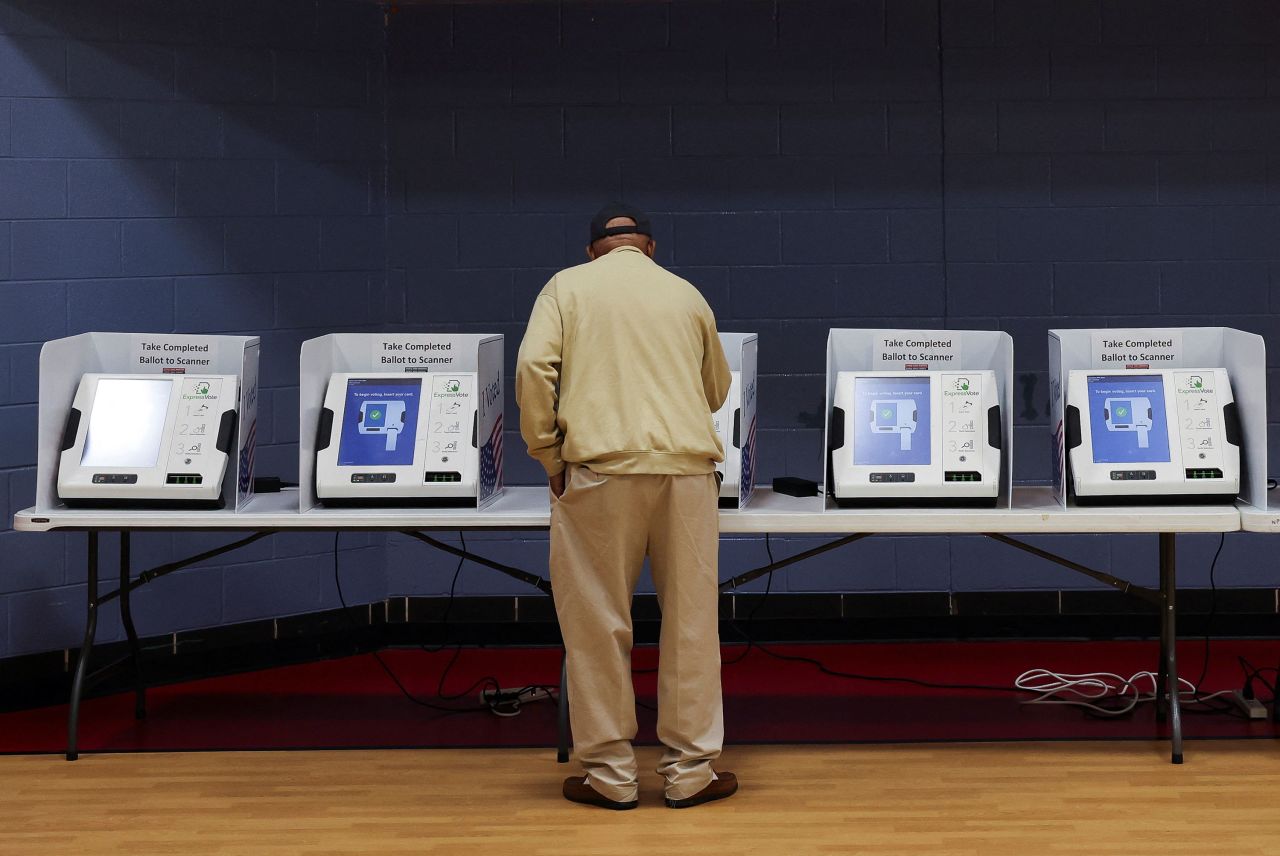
[35, 333, 260, 511]
[1048, 328, 1266, 507]
[824, 329, 1014, 509]
[714, 332, 758, 509]
[299, 333, 504, 510]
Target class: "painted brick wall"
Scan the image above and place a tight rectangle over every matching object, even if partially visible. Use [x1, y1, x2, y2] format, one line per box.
[0, 0, 388, 657]
[382, 0, 1280, 600]
[4, 0, 1280, 658]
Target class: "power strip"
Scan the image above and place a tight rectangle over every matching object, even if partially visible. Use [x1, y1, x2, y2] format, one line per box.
[481, 687, 554, 705]
[1230, 690, 1268, 719]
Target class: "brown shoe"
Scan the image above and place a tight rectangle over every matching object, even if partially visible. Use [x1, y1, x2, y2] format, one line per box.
[665, 772, 738, 809]
[562, 777, 639, 811]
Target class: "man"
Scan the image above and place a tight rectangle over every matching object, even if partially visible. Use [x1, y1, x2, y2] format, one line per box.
[515, 203, 736, 810]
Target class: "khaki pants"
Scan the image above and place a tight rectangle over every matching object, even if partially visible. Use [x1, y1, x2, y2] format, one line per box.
[550, 463, 724, 803]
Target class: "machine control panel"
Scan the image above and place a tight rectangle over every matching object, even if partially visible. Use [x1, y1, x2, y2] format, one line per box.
[941, 373, 984, 474]
[1172, 371, 1225, 475]
[169, 376, 224, 470]
[424, 375, 474, 472]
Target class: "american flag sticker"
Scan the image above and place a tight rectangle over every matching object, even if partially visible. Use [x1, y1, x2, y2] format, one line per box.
[238, 418, 257, 500]
[740, 413, 757, 506]
[479, 414, 503, 501]
[1052, 418, 1064, 498]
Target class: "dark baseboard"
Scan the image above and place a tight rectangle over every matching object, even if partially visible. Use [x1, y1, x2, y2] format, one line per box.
[4, 589, 1279, 712]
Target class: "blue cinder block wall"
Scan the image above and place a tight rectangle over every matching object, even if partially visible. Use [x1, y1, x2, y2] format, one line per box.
[381, 0, 1280, 600]
[3, 0, 1280, 658]
[0, 0, 389, 657]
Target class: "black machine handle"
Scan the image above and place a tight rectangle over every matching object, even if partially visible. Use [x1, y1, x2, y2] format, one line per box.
[826, 406, 846, 497]
[1224, 401, 1242, 447]
[316, 407, 335, 452]
[215, 410, 238, 455]
[1065, 405, 1082, 450]
[60, 408, 82, 452]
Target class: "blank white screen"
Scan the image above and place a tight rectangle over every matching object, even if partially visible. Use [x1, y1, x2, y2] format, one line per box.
[81, 378, 174, 468]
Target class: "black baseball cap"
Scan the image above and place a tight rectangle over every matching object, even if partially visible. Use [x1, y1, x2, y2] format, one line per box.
[589, 203, 652, 243]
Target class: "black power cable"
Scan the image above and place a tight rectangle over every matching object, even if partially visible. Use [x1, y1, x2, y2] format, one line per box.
[723, 533, 778, 666]
[332, 531, 490, 715]
[722, 534, 1021, 695]
[1239, 656, 1278, 702]
[334, 532, 559, 717]
[1192, 533, 1228, 698]
[327, 524, 1258, 720]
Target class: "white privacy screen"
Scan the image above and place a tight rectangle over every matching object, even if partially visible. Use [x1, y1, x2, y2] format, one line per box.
[81, 378, 174, 467]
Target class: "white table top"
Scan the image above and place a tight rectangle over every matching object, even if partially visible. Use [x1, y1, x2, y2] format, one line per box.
[1238, 499, 1280, 533]
[12, 486, 1241, 535]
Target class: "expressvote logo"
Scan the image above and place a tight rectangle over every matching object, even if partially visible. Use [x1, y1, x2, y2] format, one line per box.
[181, 380, 217, 401]
[434, 378, 467, 398]
[1178, 374, 1213, 394]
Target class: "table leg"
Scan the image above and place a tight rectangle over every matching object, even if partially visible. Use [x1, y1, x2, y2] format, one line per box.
[557, 650, 569, 764]
[1156, 543, 1169, 724]
[119, 532, 146, 720]
[1160, 533, 1183, 765]
[67, 532, 100, 762]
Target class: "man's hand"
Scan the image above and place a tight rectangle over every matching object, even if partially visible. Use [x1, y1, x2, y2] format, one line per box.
[549, 470, 566, 499]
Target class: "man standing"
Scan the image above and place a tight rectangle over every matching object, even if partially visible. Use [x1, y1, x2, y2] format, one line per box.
[516, 204, 736, 810]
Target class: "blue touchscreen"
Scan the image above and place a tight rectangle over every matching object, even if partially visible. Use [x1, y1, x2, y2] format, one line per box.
[337, 377, 421, 467]
[1086, 375, 1170, 464]
[853, 376, 931, 466]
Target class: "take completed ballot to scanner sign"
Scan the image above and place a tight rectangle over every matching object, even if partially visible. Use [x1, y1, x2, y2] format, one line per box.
[824, 330, 1013, 509]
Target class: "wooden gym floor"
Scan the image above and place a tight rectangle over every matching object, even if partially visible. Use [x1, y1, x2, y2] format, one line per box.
[3, 741, 1279, 855]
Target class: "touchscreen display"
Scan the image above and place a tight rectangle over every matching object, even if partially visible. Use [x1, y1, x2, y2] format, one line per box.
[1086, 375, 1170, 464]
[81, 377, 174, 467]
[853, 376, 931, 466]
[337, 377, 421, 467]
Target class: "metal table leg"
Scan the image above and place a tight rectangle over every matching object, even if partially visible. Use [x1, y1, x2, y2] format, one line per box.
[67, 532, 100, 761]
[557, 650, 570, 763]
[1160, 533, 1183, 764]
[119, 532, 146, 720]
[1155, 539, 1169, 725]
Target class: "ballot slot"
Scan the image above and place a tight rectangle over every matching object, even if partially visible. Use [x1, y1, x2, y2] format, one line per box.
[56, 373, 238, 509]
[829, 370, 1001, 507]
[315, 372, 479, 507]
[1066, 368, 1240, 504]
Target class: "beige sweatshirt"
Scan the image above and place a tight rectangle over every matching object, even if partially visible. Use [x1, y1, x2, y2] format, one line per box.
[515, 245, 732, 477]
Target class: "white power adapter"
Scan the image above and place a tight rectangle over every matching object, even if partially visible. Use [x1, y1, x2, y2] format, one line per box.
[1230, 690, 1268, 719]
